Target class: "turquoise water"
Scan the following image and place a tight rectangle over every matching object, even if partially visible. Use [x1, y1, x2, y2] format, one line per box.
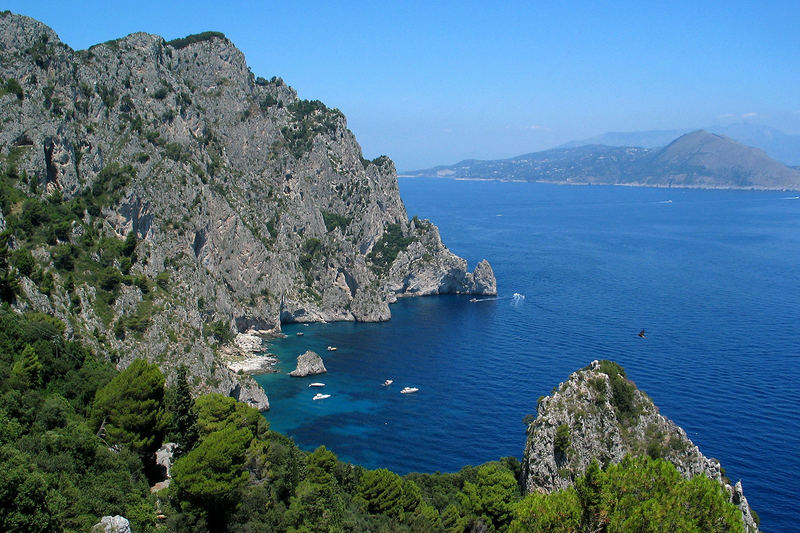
[256, 180, 800, 531]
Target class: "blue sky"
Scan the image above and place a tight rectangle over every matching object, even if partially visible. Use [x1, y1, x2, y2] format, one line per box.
[6, 1, 800, 169]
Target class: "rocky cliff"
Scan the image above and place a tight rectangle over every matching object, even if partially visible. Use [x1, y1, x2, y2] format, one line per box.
[0, 12, 495, 408]
[520, 360, 759, 531]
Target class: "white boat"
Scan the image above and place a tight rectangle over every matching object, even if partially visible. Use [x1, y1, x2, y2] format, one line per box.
[383, 379, 393, 386]
[308, 382, 325, 388]
[327, 346, 337, 351]
[312, 393, 331, 400]
[296, 332, 304, 336]
[400, 387, 419, 394]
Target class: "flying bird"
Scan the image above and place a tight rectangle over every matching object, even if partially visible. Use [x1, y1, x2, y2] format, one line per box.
[638, 329, 646, 339]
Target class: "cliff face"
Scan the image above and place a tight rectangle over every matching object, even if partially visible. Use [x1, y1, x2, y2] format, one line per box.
[520, 360, 758, 532]
[0, 13, 495, 407]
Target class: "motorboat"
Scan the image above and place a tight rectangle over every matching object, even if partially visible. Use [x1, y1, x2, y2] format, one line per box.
[312, 393, 331, 400]
[327, 346, 337, 351]
[296, 332, 304, 336]
[308, 383, 325, 388]
[383, 379, 393, 386]
[400, 387, 419, 394]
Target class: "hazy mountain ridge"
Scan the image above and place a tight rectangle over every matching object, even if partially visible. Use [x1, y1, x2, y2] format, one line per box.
[559, 123, 800, 166]
[0, 12, 494, 408]
[405, 130, 800, 190]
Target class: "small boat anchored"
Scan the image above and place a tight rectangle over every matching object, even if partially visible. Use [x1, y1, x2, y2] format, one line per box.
[400, 387, 419, 394]
[312, 393, 331, 401]
[308, 382, 325, 388]
[383, 379, 393, 387]
[327, 346, 337, 351]
[296, 332, 304, 337]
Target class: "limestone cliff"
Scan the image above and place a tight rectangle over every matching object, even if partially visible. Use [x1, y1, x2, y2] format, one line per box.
[0, 12, 495, 408]
[520, 360, 758, 532]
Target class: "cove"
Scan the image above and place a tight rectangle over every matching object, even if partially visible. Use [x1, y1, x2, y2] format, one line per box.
[257, 179, 800, 531]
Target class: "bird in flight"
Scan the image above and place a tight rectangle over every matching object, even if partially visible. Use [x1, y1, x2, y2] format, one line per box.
[638, 329, 646, 338]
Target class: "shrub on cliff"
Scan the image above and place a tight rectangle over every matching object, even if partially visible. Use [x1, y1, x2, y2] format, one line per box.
[511, 456, 744, 532]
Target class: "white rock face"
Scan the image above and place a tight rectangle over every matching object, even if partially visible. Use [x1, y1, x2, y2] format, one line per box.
[234, 332, 263, 353]
[155, 442, 177, 478]
[288, 350, 327, 377]
[91, 515, 131, 533]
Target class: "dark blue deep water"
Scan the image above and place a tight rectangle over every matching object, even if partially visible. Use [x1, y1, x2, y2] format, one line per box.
[256, 180, 800, 531]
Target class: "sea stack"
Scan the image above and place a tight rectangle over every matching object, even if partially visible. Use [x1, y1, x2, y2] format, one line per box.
[289, 350, 327, 377]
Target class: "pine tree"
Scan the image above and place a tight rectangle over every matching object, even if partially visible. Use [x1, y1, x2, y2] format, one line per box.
[92, 358, 168, 461]
[170, 365, 198, 456]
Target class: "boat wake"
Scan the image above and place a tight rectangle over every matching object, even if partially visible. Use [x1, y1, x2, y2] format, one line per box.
[469, 292, 526, 304]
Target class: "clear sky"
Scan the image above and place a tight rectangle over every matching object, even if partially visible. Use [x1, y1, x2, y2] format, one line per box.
[5, 1, 800, 170]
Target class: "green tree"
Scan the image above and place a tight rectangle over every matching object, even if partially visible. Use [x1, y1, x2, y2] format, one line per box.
[9, 344, 43, 388]
[170, 425, 252, 527]
[510, 489, 581, 533]
[10, 249, 35, 277]
[459, 463, 519, 531]
[121, 230, 137, 257]
[284, 446, 345, 532]
[357, 468, 406, 517]
[575, 460, 611, 531]
[603, 456, 742, 532]
[554, 424, 571, 458]
[92, 359, 168, 462]
[441, 503, 466, 533]
[167, 365, 198, 456]
[0, 445, 57, 532]
[193, 393, 264, 438]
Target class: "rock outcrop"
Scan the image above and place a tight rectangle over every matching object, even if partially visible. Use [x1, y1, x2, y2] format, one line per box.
[520, 360, 759, 532]
[91, 516, 132, 533]
[0, 12, 495, 408]
[289, 350, 327, 377]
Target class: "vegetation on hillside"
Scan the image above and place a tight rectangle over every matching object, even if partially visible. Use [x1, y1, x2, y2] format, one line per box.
[367, 223, 415, 273]
[166, 32, 227, 50]
[0, 306, 746, 532]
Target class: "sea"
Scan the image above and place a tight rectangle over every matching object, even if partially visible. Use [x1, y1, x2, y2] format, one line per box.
[256, 179, 800, 531]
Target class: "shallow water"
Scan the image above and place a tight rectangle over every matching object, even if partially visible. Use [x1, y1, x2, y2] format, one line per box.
[256, 180, 800, 530]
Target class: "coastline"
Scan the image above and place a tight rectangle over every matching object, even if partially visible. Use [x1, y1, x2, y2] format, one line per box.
[219, 331, 283, 375]
[398, 175, 800, 192]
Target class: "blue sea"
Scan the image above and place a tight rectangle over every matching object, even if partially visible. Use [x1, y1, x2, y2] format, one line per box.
[256, 180, 800, 531]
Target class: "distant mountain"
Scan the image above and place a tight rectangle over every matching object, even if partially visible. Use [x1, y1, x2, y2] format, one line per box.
[558, 129, 690, 150]
[636, 130, 800, 188]
[403, 130, 800, 190]
[559, 123, 800, 166]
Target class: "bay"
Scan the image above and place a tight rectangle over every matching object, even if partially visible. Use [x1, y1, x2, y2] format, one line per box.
[256, 179, 800, 531]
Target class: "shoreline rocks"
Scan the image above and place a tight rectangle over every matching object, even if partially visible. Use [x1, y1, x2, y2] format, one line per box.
[289, 350, 327, 377]
[219, 331, 277, 375]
